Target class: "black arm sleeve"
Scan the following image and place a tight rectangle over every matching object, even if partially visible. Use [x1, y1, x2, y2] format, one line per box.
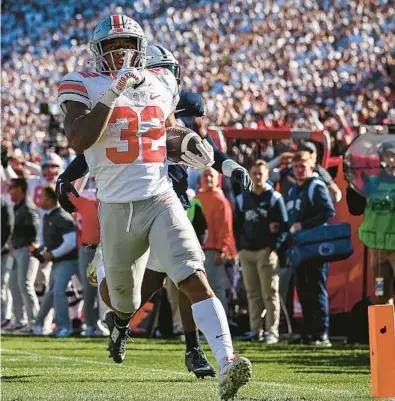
[301, 184, 336, 229]
[233, 198, 244, 251]
[205, 134, 229, 173]
[61, 153, 89, 181]
[346, 186, 366, 216]
[1, 200, 14, 248]
[192, 204, 208, 245]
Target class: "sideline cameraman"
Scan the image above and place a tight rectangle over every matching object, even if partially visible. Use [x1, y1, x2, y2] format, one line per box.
[348, 141, 395, 304]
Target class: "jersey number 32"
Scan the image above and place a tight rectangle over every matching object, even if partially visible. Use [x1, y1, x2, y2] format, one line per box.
[106, 105, 165, 164]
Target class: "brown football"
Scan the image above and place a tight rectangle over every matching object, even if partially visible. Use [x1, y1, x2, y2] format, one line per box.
[166, 126, 201, 163]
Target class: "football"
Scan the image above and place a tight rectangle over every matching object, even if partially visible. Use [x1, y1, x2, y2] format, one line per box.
[166, 126, 201, 163]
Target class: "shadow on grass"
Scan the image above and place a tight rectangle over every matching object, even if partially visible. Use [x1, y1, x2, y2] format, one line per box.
[239, 397, 309, 401]
[2, 375, 41, 382]
[1, 376, 195, 384]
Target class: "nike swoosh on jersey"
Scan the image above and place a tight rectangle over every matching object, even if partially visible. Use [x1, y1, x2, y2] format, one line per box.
[150, 94, 161, 99]
[175, 108, 186, 113]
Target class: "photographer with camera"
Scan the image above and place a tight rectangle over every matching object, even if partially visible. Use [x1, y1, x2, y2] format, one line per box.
[347, 140, 395, 305]
[7, 178, 41, 333]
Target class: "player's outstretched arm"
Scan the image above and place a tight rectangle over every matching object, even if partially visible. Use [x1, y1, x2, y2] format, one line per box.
[194, 117, 253, 191]
[203, 132, 253, 192]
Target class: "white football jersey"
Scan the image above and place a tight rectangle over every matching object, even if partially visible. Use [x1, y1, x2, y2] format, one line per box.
[58, 68, 179, 202]
[28, 175, 58, 209]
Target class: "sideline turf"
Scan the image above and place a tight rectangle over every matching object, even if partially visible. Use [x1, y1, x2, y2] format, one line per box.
[1, 336, 375, 401]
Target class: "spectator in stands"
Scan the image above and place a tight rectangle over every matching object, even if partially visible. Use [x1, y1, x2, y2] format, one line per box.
[287, 151, 335, 346]
[196, 168, 236, 312]
[7, 178, 41, 333]
[34, 186, 79, 338]
[1, 198, 14, 329]
[2, 0, 394, 157]
[234, 160, 288, 343]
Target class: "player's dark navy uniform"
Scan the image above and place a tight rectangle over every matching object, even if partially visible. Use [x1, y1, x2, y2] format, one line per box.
[171, 91, 230, 208]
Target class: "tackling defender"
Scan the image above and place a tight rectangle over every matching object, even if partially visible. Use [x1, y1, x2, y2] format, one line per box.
[58, 15, 252, 400]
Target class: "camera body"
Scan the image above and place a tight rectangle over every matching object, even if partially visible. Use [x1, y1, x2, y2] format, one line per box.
[29, 246, 45, 263]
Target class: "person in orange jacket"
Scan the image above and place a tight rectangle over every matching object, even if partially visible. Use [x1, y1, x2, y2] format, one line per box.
[196, 168, 237, 313]
[69, 188, 102, 336]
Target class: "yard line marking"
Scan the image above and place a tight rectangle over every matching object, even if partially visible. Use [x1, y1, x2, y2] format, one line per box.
[253, 381, 356, 396]
[1, 349, 190, 377]
[1, 348, 359, 397]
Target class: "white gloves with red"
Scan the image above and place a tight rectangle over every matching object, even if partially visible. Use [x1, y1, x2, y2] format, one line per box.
[100, 52, 144, 108]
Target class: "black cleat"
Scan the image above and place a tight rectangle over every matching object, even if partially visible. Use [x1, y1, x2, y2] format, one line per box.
[185, 347, 216, 379]
[105, 311, 129, 364]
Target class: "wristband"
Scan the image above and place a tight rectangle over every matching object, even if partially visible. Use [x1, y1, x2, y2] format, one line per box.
[99, 89, 118, 109]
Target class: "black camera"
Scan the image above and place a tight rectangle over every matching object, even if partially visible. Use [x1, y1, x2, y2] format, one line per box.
[30, 247, 45, 263]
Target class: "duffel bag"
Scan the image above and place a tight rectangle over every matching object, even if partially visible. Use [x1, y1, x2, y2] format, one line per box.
[287, 223, 353, 267]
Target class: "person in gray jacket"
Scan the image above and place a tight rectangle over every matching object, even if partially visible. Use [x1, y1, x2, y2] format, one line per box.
[1, 198, 14, 329]
[34, 186, 79, 338]
[7, 178, 40, 332]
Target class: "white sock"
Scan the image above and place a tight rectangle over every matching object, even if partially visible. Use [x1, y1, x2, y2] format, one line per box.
[191, 297, 234, 369]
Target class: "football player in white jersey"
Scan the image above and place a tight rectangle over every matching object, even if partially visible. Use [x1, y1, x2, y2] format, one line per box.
[58, 15, 251, 400]
[28, 152, 64, 209]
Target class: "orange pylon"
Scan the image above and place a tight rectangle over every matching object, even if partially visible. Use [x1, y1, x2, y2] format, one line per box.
[368, 304, 395, 398]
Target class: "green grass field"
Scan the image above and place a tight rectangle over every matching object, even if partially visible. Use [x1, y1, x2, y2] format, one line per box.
[1, 335, 380, 401]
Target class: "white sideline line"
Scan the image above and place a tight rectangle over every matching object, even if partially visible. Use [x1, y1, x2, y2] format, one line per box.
[1, 349, 190, 376]
[253, 381, 355, 396]
[2, 349, 358, 397]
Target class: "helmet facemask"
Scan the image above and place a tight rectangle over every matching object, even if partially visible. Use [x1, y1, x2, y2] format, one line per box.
[91, 36, 147, 74]
[90, 15, 147, 75]
[42, 164, 60, 181]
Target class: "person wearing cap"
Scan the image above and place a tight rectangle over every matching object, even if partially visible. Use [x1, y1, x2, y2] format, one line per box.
[286, 151, 336, 346]
[271, 142, 342, 203]
[358, 141, 395, 304]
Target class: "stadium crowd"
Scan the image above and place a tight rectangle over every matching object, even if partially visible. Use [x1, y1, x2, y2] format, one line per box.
[1, 0, 395, 345]
[2, 0, 395, 161]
